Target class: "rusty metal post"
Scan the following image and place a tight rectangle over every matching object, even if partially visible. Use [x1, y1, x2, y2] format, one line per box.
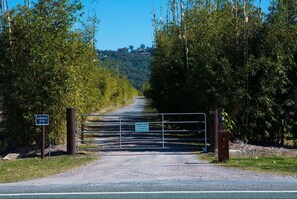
[217, 108, 229, 162]
[218, 130, 230, 162]
[67, 108, 76, 155]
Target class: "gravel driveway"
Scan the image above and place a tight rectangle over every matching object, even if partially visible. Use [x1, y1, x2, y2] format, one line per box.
[1, 97, 297, 193]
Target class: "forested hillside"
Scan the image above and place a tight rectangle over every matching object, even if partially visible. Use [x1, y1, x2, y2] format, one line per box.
[0, 0, 137, 149]
[149, 0, 297, 145]
[98, 45, 152, 90]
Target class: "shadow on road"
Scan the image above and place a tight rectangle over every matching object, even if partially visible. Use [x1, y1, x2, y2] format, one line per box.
[78, 97, 207, 154]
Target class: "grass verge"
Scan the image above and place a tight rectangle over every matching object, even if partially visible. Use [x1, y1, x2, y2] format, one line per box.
[199, 153, 297, 176]
[0, 155, 95, 183]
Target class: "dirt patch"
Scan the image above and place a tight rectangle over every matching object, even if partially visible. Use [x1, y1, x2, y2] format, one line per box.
[0, 144, 67, 160]
[230, 140, 297, 157]
[3, 142, 297, 160]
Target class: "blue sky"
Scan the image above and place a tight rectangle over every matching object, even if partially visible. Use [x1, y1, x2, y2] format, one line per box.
[93, 0, 159, 50]
[9, 0, 270, 50]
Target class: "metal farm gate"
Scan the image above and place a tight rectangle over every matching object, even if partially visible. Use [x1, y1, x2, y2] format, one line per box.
[76, 113, 207, 151]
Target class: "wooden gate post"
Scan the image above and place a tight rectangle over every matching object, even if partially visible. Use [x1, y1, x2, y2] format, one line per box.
[66, 108, 76, 155]
[209, 109, 219, 153]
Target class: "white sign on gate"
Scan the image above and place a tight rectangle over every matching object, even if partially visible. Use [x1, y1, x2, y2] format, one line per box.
[135, 122, 149, 132]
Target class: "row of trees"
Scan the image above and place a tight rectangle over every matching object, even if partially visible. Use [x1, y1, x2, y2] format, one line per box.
[0, 0, 137, 149]
[98, 45, 152, 90]
[149, 0, 297, 144]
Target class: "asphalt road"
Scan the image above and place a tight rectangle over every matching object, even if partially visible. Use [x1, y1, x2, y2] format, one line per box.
[0, 97, 297, 198]
[1, 191, 297, 199]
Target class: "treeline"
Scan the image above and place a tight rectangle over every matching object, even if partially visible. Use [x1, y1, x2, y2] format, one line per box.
[149, 0, 297, 144]
[98, 45, 152, 90]
[0, 0, 137, 149]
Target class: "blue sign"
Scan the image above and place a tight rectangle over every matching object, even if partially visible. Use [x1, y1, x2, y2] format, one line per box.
[35, 114, 49, 126]
[135, 122, 149, 132]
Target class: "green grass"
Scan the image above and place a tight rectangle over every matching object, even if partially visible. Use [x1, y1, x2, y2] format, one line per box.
[227, 156, 297, 176]
[199, 153, 297, 176]
[79, 141, 102, 151]
[0, 155, 95, 183]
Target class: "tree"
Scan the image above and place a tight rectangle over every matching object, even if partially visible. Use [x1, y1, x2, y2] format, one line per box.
[149, 0, 297, 144]
[0, 0, 137, 148]
[140, 44, 145, 50]
[129, 45, 134, 51]
[98, 45, 152, 90]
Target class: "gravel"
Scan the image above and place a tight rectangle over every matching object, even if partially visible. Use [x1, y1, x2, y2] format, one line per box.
[12, 150, 296, 186]
[230, 140, 297, 157]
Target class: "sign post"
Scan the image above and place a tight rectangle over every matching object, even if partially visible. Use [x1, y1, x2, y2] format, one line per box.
[35, 114, 49, 159]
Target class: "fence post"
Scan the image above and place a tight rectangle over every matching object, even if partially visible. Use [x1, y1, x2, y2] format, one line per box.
[209, 109, 219, 153]
[67, 108, 76, 155]
[217, 108, 229, 162]
[215, 109, 219, 153]
[209, 111, 215, 152]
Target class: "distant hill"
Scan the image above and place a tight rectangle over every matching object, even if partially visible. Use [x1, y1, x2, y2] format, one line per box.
[97, 45, 152, 90]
